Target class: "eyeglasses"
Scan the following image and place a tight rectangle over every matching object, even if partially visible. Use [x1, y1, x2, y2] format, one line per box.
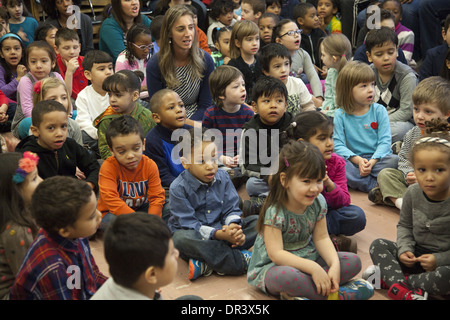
[132, 43, 154, 51]
[279, 29, 302, 38]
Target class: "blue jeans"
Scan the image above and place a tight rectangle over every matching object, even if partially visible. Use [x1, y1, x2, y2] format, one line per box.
[326, 205, 366, 236]
[390, 121, 414, 143]
[172, 215, 258, 275]
[99, 202, 150, 231]
[345, 154, 398, 193]
[246, 177, 269, 197]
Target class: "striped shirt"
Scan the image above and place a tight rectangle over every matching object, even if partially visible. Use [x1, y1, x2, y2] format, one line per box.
[202, 104, 254, 156]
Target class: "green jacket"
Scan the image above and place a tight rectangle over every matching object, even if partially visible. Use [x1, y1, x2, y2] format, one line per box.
[94, 102, 156, 160]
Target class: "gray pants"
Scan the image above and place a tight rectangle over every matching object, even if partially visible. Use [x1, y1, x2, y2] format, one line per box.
[369, 238, 450, 295]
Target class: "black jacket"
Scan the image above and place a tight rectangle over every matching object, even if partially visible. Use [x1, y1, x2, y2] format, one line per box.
[15, 136, 100, 191]
[240, 112, 293, 180]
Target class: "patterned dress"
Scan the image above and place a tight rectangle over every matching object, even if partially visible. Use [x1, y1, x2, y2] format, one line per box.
[247, 195, 327, 293]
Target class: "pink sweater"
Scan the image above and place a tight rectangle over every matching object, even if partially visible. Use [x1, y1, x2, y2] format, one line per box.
[322, 153, 351, 209]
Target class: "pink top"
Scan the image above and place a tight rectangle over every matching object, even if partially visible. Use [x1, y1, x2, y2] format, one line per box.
[322, 153, 351, 209]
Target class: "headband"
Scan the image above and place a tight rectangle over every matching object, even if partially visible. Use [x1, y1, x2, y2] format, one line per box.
[12, 152, 39, 184]
[0, 33, 23, 45]
[415, 136, 450, 148]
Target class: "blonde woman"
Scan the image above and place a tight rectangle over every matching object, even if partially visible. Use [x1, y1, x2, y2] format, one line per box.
[146, 5, 214, 124]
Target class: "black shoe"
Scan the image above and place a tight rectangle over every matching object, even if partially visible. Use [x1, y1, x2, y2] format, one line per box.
[242, 196, 265, 217]
[368, 187, 384, 205]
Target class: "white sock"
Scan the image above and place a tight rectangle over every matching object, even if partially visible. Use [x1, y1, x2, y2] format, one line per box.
[395, 198, 403, 209]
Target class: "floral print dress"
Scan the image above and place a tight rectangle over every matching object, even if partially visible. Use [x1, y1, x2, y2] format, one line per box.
[247, 194, 327, 293]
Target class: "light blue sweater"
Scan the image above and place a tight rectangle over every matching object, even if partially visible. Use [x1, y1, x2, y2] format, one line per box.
[333, 103, 392, 160]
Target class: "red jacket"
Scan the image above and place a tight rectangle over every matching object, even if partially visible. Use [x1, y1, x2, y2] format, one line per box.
[56, 55, 88, 100]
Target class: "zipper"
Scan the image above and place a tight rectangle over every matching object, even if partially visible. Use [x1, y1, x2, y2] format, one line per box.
[54, 151, 59, 171]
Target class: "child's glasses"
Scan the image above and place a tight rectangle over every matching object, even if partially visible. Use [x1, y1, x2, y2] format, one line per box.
[132, 43, 154, 51]
[279, 29, 302, 38]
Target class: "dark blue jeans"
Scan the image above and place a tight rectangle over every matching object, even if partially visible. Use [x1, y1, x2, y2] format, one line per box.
[345, 154, 398, 193]
[327, 205, 366, 236]
[173, 215, 258, 275]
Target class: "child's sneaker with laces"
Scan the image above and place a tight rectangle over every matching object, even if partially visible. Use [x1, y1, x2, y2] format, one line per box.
[388, 282, 428, 300]
[188, 258, 213, 280]
[337, 278, 374, 300]
[240, 250, 252, 269]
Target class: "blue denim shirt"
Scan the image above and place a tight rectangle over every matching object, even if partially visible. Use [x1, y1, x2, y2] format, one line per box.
[168, 168, 242, 239]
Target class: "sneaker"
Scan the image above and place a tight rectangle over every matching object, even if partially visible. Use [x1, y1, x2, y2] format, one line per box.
[388, 282, 428, 300]
[330, 234, 357, 254]
[240, 250, 252, 269]
[362, 265, 389, 289]
[338, 278, 374, 300]
[280, 292, 309, 300]
[391, 140, 403, 154]
[242, 196, 265, 217]
[368, 186, 384, 205]
[188, 259, 213, 280]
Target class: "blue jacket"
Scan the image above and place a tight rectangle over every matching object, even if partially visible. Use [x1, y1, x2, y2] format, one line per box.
[418, 43, 448, 81]
[144, 124, 188, 188]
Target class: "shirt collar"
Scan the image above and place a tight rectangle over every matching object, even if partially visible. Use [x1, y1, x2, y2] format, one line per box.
[184, 169, 217, 191]
[43, 229, 80, 253]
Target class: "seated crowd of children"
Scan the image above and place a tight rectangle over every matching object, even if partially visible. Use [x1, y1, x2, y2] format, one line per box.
[0, 0, 449, 302]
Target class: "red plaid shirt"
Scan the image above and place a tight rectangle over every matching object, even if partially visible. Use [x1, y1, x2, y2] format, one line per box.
[10, 229, 107, 300]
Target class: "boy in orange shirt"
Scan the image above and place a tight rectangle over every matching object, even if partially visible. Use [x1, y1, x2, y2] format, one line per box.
[97, 115, 165, 231]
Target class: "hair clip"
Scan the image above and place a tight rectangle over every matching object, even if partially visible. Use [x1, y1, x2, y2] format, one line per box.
[33, 81, 42, 95]
[12, 151, 39, 184]
[284, 156, 289, 167]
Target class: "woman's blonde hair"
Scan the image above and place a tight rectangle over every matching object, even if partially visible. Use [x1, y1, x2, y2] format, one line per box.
[320, 33, 352, 72]
[32, 77, 71, 115]
[229, 20, 260, 59]
[335, 60, 375, 114]
[158, 5, 205, 88]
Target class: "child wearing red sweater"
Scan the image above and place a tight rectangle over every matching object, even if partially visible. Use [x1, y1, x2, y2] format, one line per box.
[284, 111, 366, 253]
[97, 115, 165, 230]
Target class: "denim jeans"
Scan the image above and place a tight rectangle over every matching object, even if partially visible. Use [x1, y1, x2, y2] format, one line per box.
[99, 202, 150, 231]
[326, 205, 366, 236]
[345, 154, 398, 193]
[390, 121, 414, 144]
[172, 215, 258, 275]
[246, 177, 269, 197]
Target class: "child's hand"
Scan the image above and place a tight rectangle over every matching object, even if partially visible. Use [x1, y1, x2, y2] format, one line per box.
[327, 263, 340, 293]
[318, 14, 326, 30]
[221, 155, 239, 168]
[416, 254, 437, 272]
[0, 104, 8, 123]
[399, 251, 417, 268]
[311, 263, 332, 296]
[17, 27, 29, 43]
[75, 167, 86, 180]
[405, 172, 417, 185]
[220, 223, 245, 247]
[65, 57, 79, 75]
[312, 96, 323, 108]
[357, 157, 370, 176]
[16, 64, 27, 80]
